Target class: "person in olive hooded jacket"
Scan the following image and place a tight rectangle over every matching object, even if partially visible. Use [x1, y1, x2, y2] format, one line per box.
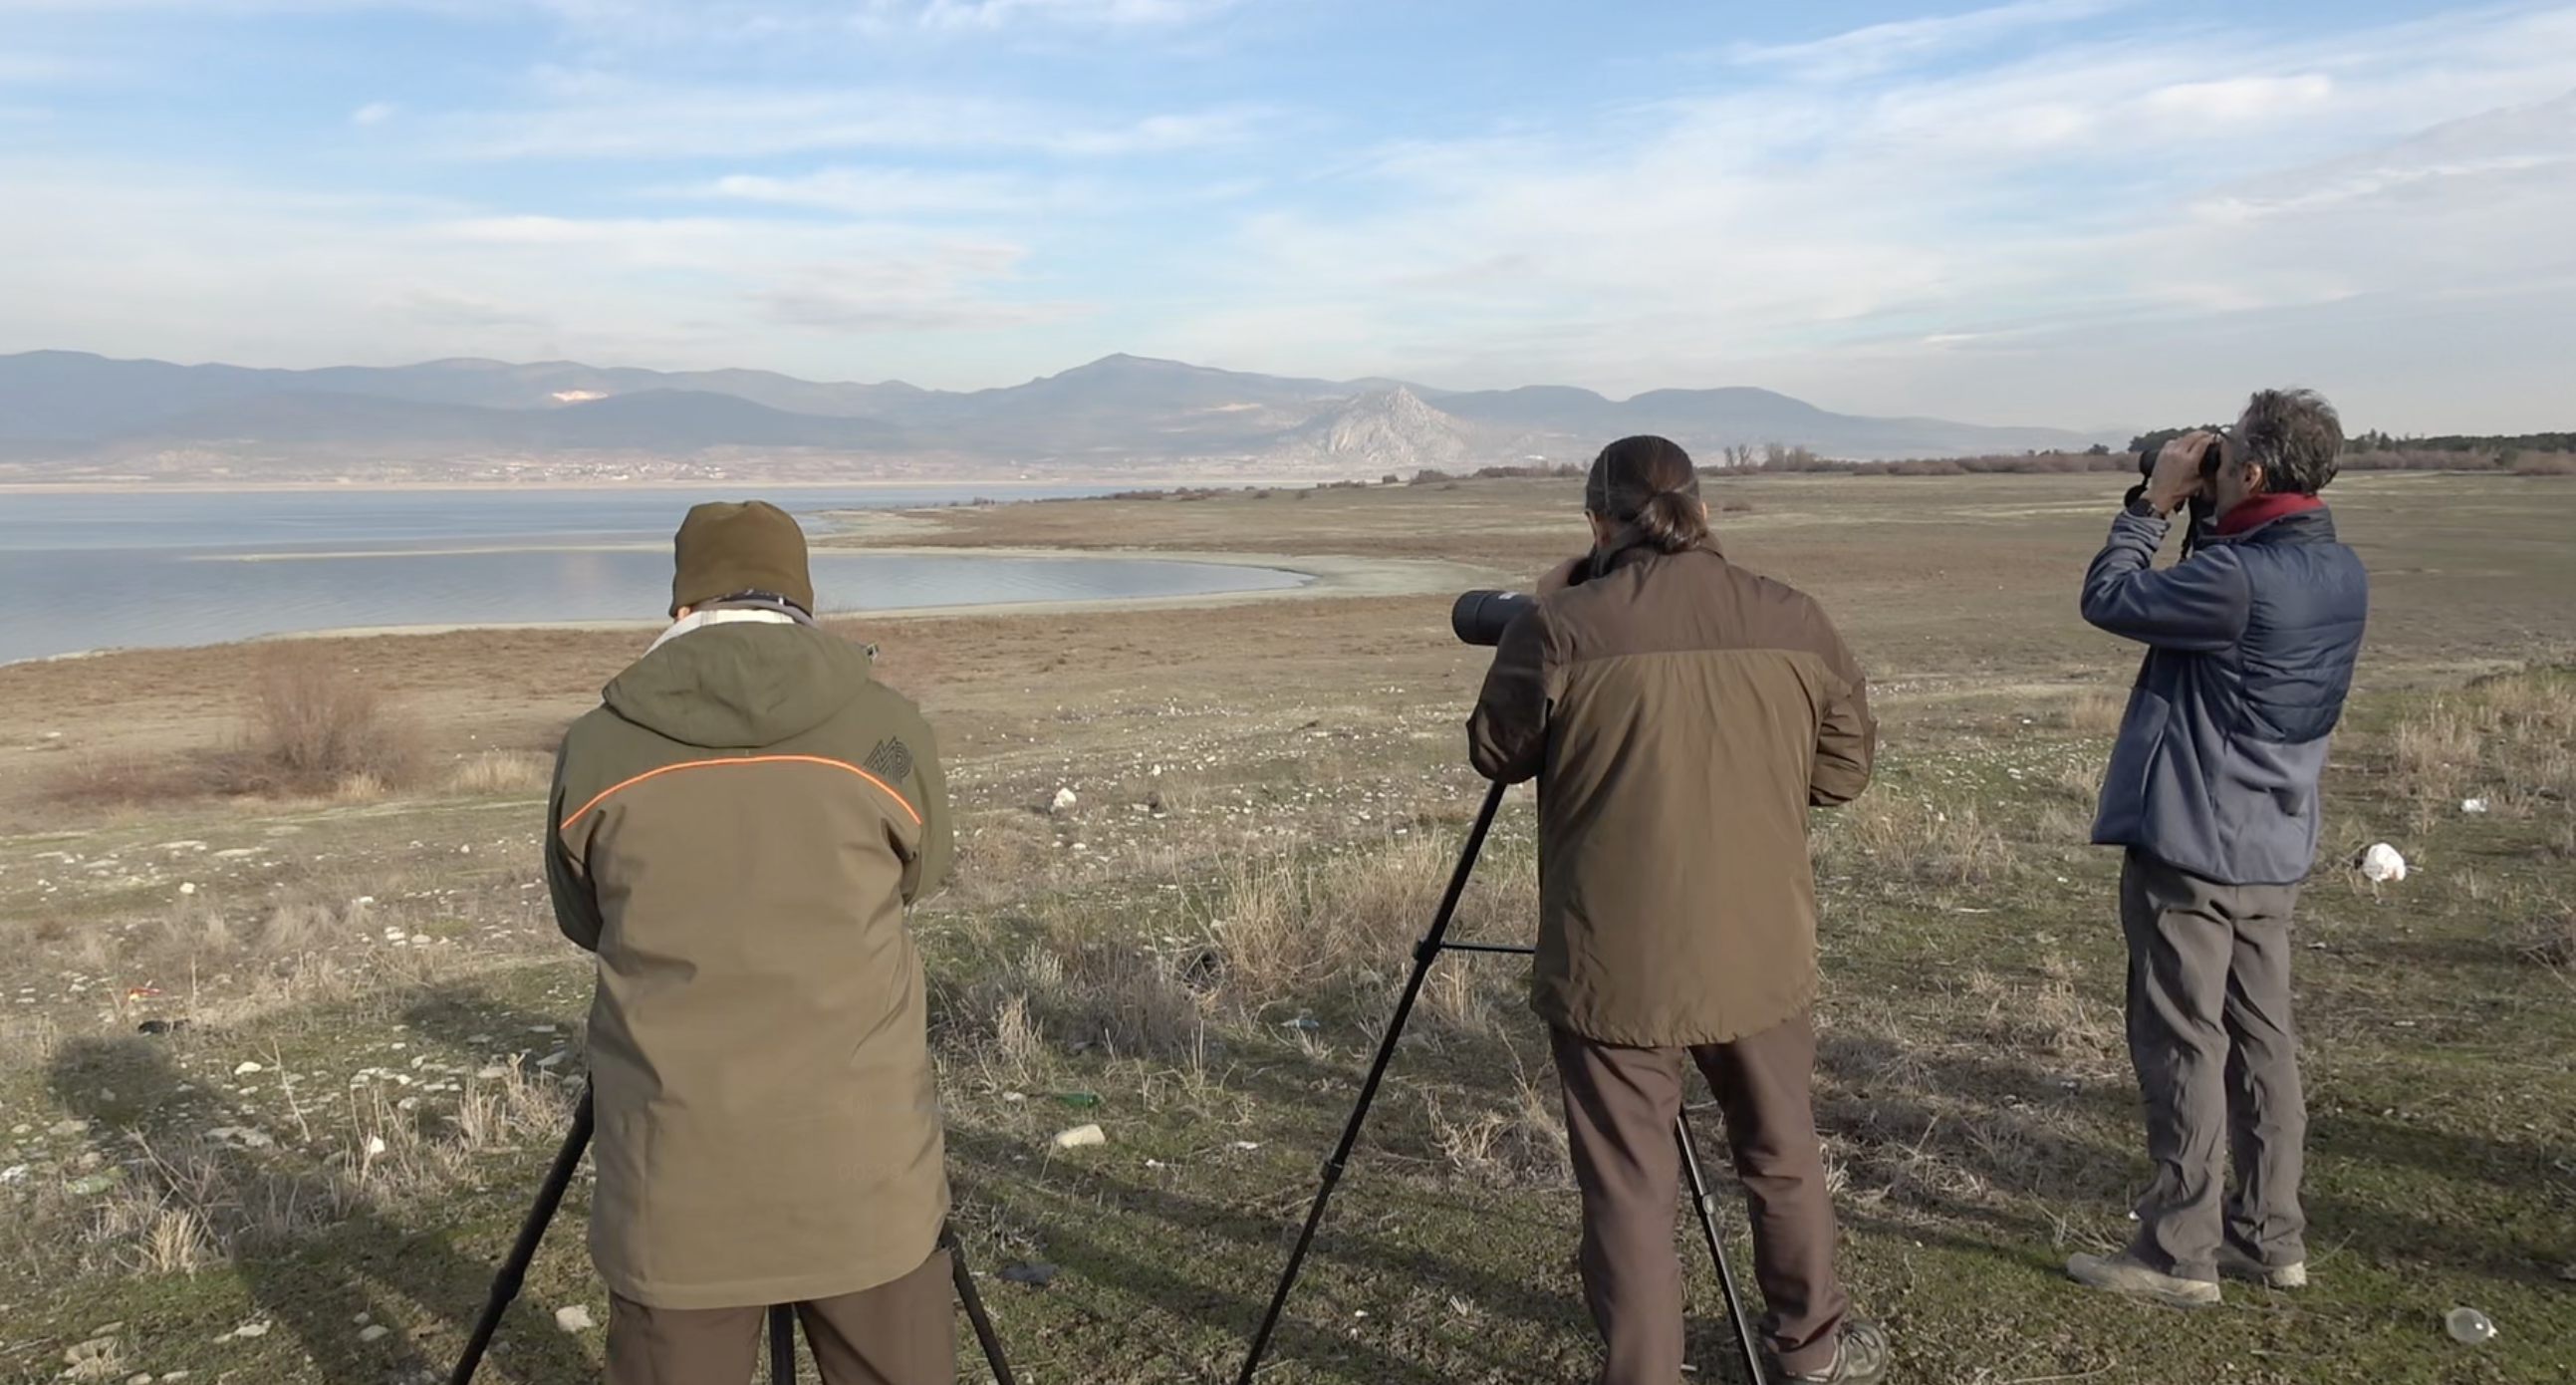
[547, 500, 956, 1385]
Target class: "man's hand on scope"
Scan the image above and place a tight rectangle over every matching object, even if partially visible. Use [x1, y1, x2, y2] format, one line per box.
[2144, 431, 2219, 517]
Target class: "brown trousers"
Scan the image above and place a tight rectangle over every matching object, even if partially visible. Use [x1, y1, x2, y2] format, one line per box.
[1552, 1015, 1848, 1382]
[2119, 849, 2308, 1279]
[605, 1248, 956, 1385]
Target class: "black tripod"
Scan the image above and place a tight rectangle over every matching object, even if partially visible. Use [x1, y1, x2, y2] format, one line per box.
[450, 1085, 1018, 1385]
[1234, 779, 1769, 1385]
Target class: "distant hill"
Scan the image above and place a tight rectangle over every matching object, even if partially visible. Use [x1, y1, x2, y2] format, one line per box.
[0, 349, 2117, 477]
[118, 389, 903, 452]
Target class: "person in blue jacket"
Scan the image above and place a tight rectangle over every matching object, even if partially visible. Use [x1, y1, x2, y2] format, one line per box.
[2067, 388, 2368, 1306]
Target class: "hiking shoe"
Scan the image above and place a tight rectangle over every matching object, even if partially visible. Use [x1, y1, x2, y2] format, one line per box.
[2215, 1245, 2308, 1289]
[1776, 1318, 1892, 1384]
[2066, 1250, 2221, 1306]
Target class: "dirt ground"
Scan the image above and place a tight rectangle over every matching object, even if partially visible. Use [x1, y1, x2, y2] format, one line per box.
[2, 471, 2572, 1385]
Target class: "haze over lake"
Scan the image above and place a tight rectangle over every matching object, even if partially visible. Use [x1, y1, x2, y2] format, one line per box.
[0, 486, 1309, 665]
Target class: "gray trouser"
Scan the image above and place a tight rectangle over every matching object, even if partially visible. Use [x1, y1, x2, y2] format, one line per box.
[1552, 1016, 1849, 1381]
[2119, 849, 2308, 1279]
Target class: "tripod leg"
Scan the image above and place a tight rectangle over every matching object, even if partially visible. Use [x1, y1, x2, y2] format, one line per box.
[768, 1303, 797, 1384]
[450, 1084, 597, 1385]
[1234, 777, 1509, 1385]
[941, 1225, 1018, 1385]
[1675, 1116, 1767, 1385]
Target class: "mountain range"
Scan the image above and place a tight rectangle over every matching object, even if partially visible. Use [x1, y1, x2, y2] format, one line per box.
[0, 350, 2116, 481]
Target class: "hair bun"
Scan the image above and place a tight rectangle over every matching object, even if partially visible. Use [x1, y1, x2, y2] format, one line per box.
[1585, 435, 1706, 553]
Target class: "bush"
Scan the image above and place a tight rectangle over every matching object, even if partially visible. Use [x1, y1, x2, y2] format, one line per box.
[239, 647, 422, 794]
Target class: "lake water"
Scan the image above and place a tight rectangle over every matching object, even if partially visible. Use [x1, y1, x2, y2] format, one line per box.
[0, 486, 1309, 665]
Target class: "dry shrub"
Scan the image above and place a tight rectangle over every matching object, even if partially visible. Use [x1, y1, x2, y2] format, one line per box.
[53, 1062, 579, 1280]
[434, 1060, 579, 1166]
[39, 1132, 341, 1278]
[964, 933, 1212, 1063]
[1966, 969, 2119, 1070]
[936, 831, 1534, 1064]
[1200, 835, 1533, 1010]
[2502, 907, 2576, 969]
[42, 749, 223, 808]
[989, 993, 1046, 1084]
[256, 899, 343, 954]
[2389, 673, 2576, 824]
[442, 749, 553, 796]
[2392, 701, 2478, 808]
[237, 647, 422, 793]
[1821, 796, 2012, 886]
[1428, 1075, 1570, 1188]
[2054, 689, 2128, 735]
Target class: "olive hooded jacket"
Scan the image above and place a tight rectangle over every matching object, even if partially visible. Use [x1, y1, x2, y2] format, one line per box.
[547, 619, 954, 1310]
[1468, 543, 1874, 1048]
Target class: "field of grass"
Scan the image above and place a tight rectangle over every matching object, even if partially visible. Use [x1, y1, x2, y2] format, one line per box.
[1, 471, 2571, 1384]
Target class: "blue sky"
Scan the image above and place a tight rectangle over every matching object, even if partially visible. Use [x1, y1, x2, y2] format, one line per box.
[2, 0, 2571, 431]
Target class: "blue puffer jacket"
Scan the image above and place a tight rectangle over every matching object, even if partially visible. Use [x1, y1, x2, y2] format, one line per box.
[2081, 503, 2368, 886]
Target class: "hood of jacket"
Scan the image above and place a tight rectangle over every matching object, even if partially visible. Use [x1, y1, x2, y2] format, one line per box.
[601, 621, 875, 750]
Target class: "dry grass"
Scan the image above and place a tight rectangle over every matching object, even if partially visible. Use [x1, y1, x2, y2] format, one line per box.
[939, 830, 1533, 1069]
[441, 749, 553, 796]
[1426, 1072, 1571, 1188]
[39, 1060, 579, 1282]
[2054, 689, 2127, 735]
[2387, 670, 2576, 831]
[4, 478, 2572, 1384]
[1964, 966, 2120, 1070]
[1818, 795, 2013, 886]
[2501, 906, 2576, 970]
[41, 749, 229, 809]
[40, 647, 429, 807]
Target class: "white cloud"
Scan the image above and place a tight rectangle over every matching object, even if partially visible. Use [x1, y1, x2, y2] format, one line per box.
[749, 243, 1077, 331]
[2145, 74, 2334, 123]
[434, 71, 1263, 158]
[1725, 0, 2132, 81]
[694, 165, 1063, 215]
[0, 160, 1072, 375]
[351, 101, 397, 124]
[1144, 4, 2576, 429]
[913, 0, 1238, 29]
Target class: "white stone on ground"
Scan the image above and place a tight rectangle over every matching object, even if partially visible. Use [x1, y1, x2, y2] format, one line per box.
[555, 1305, 596, 1332]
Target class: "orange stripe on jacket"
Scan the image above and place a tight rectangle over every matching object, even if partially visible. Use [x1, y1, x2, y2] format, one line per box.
[559, 754, 921, 832]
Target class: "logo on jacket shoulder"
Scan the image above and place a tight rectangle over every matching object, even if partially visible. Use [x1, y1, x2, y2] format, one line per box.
[864, 736, 913, 782]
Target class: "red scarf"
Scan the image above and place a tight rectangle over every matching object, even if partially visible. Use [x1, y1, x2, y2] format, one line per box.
[2215, 491, 2324, 536]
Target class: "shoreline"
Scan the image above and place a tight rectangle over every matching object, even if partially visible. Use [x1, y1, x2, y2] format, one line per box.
[0, 475, 1375, 496]
[0, 547, 1493, 667]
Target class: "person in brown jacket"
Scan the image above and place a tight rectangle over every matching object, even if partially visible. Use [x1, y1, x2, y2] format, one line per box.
[546, 500, 957, 1385]
[1468, 436, 1889, 1385]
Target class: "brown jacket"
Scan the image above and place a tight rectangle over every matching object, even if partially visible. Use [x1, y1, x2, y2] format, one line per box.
[547, 619, 954, 1310]
[1468, 543, 1874, 1047]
